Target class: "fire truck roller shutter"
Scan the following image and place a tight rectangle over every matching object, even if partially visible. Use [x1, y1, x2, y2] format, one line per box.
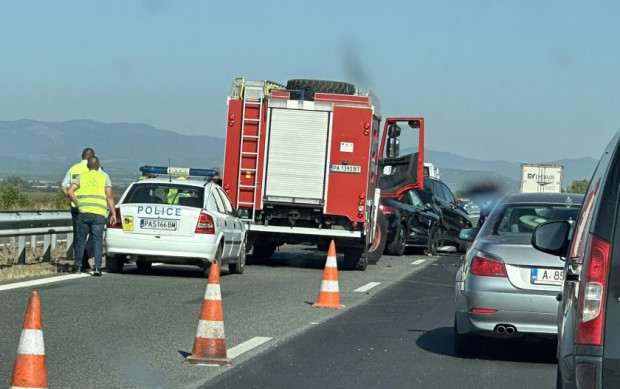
[286, 79, 356, 101]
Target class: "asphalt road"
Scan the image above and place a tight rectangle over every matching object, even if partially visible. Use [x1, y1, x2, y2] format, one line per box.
[0, 244, 438, 388]
[201, 255, 557, 389]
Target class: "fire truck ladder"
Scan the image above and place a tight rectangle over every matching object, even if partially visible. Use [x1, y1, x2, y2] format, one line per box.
[236, 81, 266, 223]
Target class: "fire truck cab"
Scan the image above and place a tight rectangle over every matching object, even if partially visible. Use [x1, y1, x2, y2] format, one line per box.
[222, 78, 424, 270]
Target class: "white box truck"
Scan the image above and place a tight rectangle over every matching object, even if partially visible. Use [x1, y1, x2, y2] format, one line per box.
[520, 163, 564, 193]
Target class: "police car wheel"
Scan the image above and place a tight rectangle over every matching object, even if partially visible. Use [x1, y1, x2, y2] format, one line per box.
[229, 239, 246, 275]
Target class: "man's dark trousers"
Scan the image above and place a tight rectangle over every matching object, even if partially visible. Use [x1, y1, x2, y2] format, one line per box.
[71, 207, 93, 269]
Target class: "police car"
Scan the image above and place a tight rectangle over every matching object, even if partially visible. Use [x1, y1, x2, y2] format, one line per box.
[105, 166, 247, 276]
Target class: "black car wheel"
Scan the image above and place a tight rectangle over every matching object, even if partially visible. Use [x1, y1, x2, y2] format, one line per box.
[424, 225, 442, 256]
[386, 222, 406, 256]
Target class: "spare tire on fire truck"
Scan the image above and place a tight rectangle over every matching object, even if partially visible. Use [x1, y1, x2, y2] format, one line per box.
[286, 79, 356, 100]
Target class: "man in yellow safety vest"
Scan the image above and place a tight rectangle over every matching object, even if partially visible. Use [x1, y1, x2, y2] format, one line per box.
[67, 156, 116, 276]
[61, 147, 97, 270]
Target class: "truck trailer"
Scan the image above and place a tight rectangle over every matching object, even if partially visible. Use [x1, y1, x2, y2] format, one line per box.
[222, 78, 424, 270]
[520, 163, 564, 193]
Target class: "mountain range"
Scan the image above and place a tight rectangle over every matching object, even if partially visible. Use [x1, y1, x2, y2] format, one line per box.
[0, 119, 598, 191]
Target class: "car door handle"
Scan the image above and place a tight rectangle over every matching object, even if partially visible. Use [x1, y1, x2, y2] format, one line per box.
[556, 293, 562, 302]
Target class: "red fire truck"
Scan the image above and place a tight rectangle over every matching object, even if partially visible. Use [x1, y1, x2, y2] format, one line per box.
[222, 78, 424, 270]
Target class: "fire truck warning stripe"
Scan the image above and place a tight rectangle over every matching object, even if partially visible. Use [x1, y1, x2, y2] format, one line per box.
[195, 320, 226, 339]
[16, 329, 45, 355]
[204, 284, 222, 301]
[319, 280, 340, 292]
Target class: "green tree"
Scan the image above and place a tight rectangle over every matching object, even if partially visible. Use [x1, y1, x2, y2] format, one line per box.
[567, 179, 590, 194]
[0, 185, 32, 210]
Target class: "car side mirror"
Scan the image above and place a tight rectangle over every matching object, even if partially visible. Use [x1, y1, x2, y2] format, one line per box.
[531, 220, 571, 257]
[459, 228, 479, 242]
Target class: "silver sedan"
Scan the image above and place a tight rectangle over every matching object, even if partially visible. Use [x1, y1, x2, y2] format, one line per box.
[453, 192, 583, 355]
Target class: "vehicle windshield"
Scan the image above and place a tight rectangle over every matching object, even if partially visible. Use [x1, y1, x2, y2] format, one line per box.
[494, 203, 581, 236]
[123, 183, 204, 207]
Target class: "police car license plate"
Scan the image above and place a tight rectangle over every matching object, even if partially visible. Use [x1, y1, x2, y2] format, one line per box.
[531, 267, 563, 286]
[330, 164, 361, 173]
[140, 218, 178, 231]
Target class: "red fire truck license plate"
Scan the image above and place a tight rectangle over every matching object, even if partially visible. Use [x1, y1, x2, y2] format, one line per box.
[330, 164, 361, 173]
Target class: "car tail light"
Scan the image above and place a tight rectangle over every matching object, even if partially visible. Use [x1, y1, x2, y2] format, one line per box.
[380, 204, 394, 216]
[195, 212, 215, 234]
[471, 252, 507, 277]
[109, 207, 122, 229]
[576, 234, 611, 345]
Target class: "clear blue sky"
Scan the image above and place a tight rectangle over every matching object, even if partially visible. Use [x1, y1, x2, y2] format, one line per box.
[1, 0, 618, 162]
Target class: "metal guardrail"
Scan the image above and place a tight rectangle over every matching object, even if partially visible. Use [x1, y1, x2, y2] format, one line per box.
[0, 211, 73, 264]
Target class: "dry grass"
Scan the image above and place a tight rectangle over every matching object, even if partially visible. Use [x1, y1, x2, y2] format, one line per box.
[0, 241, 101, 281]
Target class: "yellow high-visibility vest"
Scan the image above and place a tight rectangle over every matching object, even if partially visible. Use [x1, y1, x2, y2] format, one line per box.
[76, 170, 108, 216]
[68, 161, 88, 207]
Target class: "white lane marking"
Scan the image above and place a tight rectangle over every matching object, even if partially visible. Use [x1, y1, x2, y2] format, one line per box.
[0, 273, 90, 292]
[411, 259, 426, 265]
[354, 282, 381, 293]
[227, 337, 272, 359]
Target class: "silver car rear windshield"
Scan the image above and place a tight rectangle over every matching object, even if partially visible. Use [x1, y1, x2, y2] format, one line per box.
[494, 203, 581, 235]
[124, 184, 204, 208]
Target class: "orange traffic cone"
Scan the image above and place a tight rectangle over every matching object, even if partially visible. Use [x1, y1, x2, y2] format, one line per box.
[312, 241, 345, 309]
[183, 260, 233, 366]
[10, 290, 48, 389]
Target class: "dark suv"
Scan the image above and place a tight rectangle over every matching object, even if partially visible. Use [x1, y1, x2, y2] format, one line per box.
[419, 176, 472, 252]
[532, 130, 620, 388]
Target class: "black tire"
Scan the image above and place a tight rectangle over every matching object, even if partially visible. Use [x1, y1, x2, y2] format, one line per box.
[229, 238, 246, 275]
[367, 211, 387, 264]
[136, 260, 152, 272]
[456, 241, 469, 253]
[106, 254, 125, 274]
[424, 225, 442, 256]
[386, 222, 406, 256]
[252, 240, 277, 259]
[342, 248, 367, 271]
[286, 79, 356, 100]
[453, 316, 481, 356]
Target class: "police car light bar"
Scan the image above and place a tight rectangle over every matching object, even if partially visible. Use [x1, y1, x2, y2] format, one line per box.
[139, 166, 217, 177]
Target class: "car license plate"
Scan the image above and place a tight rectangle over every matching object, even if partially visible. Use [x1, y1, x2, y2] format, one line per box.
[140, 218, 178, 231]
[531, 267, 563, 286]
[330, 164, 361, 173]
